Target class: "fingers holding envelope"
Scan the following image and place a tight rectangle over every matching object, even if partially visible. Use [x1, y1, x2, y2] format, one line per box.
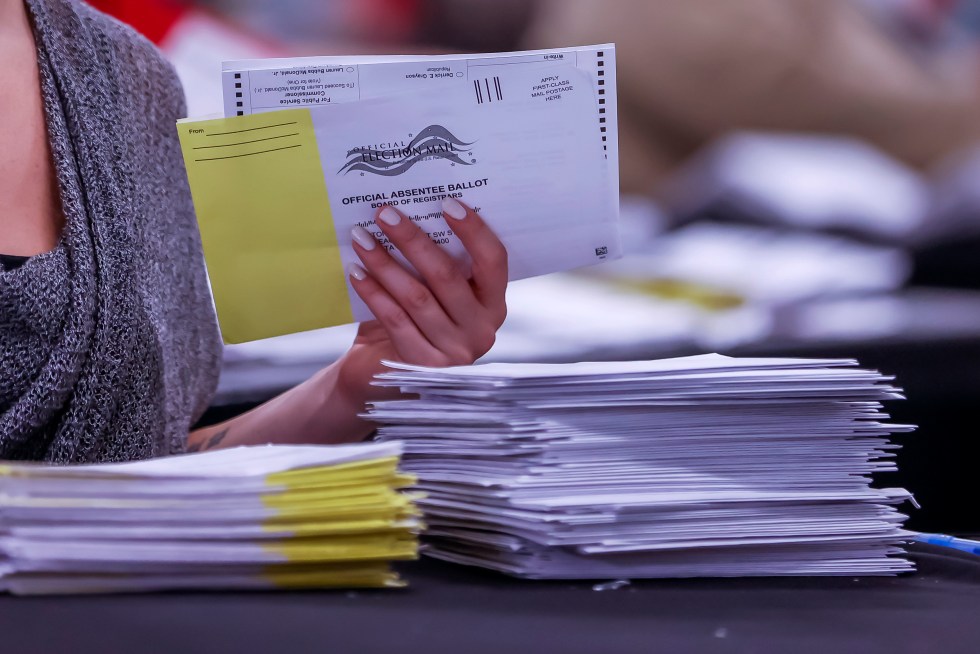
[347, 198, 508, 367]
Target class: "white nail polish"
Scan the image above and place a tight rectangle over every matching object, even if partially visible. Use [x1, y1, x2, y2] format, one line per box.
[378, 206, 401, 226]
[347, 263, 367, 281]
[442, 197, 467, 220]
[351, 225, 377, 250]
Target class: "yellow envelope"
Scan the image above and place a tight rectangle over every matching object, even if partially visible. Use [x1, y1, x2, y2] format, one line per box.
[177, 109, 352, 343]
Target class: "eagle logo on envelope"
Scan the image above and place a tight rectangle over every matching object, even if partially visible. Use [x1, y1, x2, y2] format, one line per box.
[339, 125, 475, 176]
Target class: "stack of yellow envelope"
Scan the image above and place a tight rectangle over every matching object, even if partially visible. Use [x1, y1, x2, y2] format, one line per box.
[0, 442, 420, 594]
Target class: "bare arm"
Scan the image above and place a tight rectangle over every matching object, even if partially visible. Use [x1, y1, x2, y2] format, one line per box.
[185, 361, 369, 451]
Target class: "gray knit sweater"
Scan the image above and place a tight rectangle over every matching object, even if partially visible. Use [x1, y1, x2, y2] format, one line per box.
[0, 0, 223, 462]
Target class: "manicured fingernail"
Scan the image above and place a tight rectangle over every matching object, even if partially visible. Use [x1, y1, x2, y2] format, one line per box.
[442, 197, 467, 220]
[351, 225, 377, 250]
[378, 206, 401, 226]
[347, 263, 367, 281]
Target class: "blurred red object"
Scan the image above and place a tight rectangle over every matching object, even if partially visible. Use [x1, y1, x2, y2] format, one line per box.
[87, 0, 187, 44]
[349, 0, 421, 40]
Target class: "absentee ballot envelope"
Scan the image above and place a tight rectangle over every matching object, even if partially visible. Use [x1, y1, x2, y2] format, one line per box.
[221, 44, 619, 191]
[178, 62, 620, 344]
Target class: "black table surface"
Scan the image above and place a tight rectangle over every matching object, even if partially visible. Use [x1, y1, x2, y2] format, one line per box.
[3, 543, 978, 654]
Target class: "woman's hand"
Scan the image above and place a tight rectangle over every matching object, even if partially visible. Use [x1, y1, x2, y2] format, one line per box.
[335, 197, 508, 410]
[187, 198, 507, 452]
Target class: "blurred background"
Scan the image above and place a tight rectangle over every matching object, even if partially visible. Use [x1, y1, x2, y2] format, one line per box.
[92, 0, 980, 533]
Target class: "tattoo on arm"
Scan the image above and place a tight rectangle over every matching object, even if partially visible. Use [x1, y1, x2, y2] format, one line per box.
[205, 428, 230, 450]
[186, 427, 230, 453]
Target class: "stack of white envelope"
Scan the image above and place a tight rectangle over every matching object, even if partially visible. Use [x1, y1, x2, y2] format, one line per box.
[369, 354, 916, 578]
[0, 442, 421, 594]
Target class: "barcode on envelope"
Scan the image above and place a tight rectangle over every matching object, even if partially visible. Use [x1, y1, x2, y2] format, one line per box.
[474, 77, 503, 104]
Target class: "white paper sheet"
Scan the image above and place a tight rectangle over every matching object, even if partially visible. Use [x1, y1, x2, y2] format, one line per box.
[0, 444, 420, 594]
[184, 53, 622, 328]
[302, 64, 620, 319]
[221, 43, 619, 193]
[369, 355, 916, 578]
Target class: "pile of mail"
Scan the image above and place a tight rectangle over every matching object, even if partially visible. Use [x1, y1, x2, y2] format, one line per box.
[370, 354, 916, 578]
[0, 442, 420, 594]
